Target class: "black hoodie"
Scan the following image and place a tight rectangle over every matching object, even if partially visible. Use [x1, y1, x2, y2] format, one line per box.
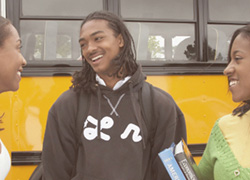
[42, 66, 186, 180]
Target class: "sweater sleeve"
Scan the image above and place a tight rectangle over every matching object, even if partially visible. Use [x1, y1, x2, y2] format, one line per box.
[151, 87, 186, 180]
[42, 90, 78, 180]
[198, 121, 219, 180]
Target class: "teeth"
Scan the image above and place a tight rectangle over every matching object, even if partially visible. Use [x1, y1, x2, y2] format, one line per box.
[92, 55, 103, 61]
[17, 71, 21, 76]
[229, 80, 238, 87]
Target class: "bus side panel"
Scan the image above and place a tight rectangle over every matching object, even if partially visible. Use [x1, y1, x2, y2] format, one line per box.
[1, 77, 72, 180]
[0, 75, 237, 179]
[147, 75, 236, 144]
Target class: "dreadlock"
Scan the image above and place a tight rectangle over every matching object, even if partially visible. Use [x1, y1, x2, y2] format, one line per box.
[0, 113, 5, 131]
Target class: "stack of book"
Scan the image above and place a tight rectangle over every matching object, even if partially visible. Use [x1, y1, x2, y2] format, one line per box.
[158, 139, 201, 180]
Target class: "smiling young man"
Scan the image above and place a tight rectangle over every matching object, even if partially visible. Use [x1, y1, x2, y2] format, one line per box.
[42, 11, 186, 180]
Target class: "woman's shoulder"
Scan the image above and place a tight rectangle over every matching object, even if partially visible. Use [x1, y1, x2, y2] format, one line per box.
[218, 113, 239, 131]
[219, 110, 250, 126]
[206, 114, 235, 137]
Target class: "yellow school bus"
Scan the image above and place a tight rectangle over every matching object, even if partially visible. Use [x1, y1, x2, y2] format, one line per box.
[1, 0, 249, 179]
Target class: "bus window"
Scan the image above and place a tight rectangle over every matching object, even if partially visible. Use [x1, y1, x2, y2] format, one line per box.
[21, 0, 103, 16]
[0, 0, 6, 18]
[148, 35, 165, 60]
[120, 0, 194, 20]
[207, 0, 250, 62]
[121, 0, 196, 62]
[208, 0, 250, 22]
[20, 0, 106, 63]
[126, 22, 195, 61]
[20, 20, 82, 61]
[207, 25, 242, 62]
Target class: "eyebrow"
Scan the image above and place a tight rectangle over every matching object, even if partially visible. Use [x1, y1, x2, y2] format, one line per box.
[79, 30, 104, 43]
[232, 50, 240, 56]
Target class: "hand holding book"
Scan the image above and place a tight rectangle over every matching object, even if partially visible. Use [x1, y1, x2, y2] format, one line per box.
[159, 139, 202, 180]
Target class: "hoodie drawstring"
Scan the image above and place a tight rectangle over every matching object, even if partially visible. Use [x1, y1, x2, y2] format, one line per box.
[97, 84, 102, 139]
[103, 94, 125, 117]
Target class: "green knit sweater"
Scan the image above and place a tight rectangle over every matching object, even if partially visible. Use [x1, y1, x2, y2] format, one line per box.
[198, 117, 250, 180]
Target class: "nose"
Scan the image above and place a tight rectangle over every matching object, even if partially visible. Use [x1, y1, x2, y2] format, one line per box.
[86, 41, 97, 54]
[223, 61, 234, 76]
[22, 54, 27, 66]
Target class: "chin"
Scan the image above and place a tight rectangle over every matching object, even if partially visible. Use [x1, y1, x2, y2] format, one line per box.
[11, 85, 20, 92]
[232, 97, 243, 103]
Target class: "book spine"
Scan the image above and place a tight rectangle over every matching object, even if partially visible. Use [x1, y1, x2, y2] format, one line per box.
[175, 153, 198, 180]
[159, 149, 186, 180]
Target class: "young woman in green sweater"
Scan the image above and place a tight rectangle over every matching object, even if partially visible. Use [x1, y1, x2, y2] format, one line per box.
[198, 25, 250, 180]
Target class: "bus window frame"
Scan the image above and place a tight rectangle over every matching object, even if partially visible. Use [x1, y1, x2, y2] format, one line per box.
[7, 0, 248, 76]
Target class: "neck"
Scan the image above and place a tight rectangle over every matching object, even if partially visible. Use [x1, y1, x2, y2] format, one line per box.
[99, 74, 122, 89]
[97, 67, 126, 89]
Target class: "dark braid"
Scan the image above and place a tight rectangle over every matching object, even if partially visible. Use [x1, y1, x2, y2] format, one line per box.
[0, 113, 5, 131]
[232, 101, 250, 117]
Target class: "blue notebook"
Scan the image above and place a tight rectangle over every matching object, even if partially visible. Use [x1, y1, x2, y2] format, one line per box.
[158, 143, 186, 180]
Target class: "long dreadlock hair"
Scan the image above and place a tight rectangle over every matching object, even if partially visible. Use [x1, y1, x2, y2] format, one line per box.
[71, 11, 138, 93]
[227, 24, 250, 117]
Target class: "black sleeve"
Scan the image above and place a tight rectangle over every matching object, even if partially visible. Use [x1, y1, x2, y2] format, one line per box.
[151, 87, 187, 180]
[174, 104, 187, 144]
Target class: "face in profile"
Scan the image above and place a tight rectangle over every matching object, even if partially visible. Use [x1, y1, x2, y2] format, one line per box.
[0, 24, 27, 93]
[224, 34, 250, 102]
[79, 19, 124, 78]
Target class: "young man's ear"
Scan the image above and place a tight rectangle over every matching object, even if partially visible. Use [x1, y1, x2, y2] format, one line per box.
[118, 34, 124, 48]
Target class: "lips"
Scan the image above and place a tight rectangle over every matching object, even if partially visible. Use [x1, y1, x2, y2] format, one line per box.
[91, 54, 103, 62]
[17, 68, 23, 77]
[229, 80, 239, 87]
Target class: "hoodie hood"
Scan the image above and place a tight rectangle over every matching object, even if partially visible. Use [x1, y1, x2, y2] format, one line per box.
[96, 65, 146, 93]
